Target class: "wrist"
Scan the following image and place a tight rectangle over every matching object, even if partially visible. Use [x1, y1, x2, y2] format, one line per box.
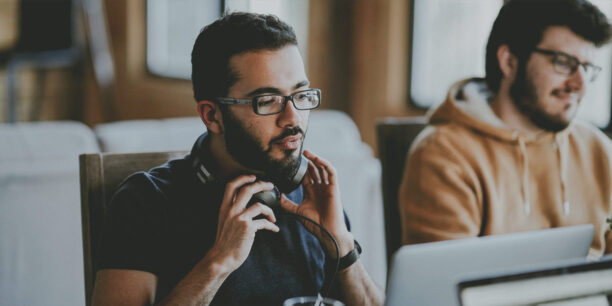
[337, 239, 362, 271]
[334, 231, 355, 258]
[199, 248, 234, 279]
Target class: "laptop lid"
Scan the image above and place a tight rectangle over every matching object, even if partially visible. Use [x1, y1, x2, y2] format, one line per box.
[457, 255, 612, 306]
[384, 225, 594, 306]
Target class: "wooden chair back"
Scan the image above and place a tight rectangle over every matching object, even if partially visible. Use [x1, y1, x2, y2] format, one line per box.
[78, 151, 187, 305]
[375, 117, 427, 262]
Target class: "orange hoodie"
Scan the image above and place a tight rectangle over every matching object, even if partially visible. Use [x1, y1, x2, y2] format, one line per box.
[399, 78, 612, 257]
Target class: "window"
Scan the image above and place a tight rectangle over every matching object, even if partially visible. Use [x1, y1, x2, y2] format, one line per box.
[225, 0, 310, 63]
[577, 0, 612, 128]
[410, 0, 503, 108]
[146, 0, 222, 79]
[146, 0, 309, 80]
[410, 0, 612, 128]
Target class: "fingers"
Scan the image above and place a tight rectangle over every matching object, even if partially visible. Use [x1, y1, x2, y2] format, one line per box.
[220, 176, 275, 220]
[318, 162, 330, 185]
[307, 160, 321, 184]
[242, 203, 276, 223]
[220, 175, 257, 214]
[232, 181, 275, 212]
[252, 219, 280, 233]
[303, 150, 336, 185]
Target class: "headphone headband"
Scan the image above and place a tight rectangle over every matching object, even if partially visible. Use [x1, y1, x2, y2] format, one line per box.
[191, 133, 215, 185]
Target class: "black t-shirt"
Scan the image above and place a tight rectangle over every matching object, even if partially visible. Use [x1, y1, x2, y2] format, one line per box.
[98, 135, 343, 305]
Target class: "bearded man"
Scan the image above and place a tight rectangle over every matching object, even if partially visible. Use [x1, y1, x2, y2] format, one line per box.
[399, 0, 612, 258]
[92, 12, 383, 306]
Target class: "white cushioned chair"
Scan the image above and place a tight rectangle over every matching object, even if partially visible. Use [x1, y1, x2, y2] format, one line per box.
[0, 121, 99, 306]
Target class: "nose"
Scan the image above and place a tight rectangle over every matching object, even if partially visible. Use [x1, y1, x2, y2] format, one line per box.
[276, 99, 302, 128]
[567, 66, 585, 91]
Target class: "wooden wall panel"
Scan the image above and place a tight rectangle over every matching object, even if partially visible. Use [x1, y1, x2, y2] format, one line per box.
[103, 0, 195, 122]
[349, 0, 424, 150]
[309, 0, 423, 152]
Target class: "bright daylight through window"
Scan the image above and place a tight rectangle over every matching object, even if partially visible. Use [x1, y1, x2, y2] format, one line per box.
[146, 0, 309, 79]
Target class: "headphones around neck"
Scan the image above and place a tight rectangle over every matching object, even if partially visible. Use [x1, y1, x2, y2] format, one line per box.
[191, 133, 308, 208]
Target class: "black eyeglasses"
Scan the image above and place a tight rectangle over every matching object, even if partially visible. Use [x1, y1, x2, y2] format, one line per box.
[532, 48, 601, 82]
[215, 89, 321, 115]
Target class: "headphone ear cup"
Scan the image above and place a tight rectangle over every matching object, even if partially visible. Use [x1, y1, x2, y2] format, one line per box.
[249, 186, 281, 208]
[276, 155, 308, 193]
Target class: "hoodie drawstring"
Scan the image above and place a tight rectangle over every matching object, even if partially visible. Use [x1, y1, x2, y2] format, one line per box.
[517, 136, 531, 215]
[516, 134, 570, 217]
[556, 135, 570, 216]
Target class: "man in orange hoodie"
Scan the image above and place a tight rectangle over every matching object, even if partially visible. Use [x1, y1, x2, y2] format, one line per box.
[400, 0, 612, 257]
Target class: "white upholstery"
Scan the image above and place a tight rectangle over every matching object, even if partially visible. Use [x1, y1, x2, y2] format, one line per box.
[0, 121, 99, 306]
[94, 116, 206, 153]
[304, 110, 386, 287]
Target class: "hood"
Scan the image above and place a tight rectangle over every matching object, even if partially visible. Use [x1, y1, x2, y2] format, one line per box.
[428, 78, 569, 143]
[429, 78, 571, 216]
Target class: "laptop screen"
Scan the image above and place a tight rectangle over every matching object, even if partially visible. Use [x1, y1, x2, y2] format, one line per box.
[384, 225, 594, 306]
[458, 257, 612, 306]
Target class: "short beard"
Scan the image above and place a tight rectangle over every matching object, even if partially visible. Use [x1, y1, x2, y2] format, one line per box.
[510, 64, 570, 132]
[220, 107, 304, 183]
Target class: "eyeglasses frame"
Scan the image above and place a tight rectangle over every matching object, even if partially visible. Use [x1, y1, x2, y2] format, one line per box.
[215, 88, 322, 115]
[532, 48, 602, 82]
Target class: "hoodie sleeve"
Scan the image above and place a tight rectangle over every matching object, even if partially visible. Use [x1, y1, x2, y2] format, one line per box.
[399, 127, 483, 244]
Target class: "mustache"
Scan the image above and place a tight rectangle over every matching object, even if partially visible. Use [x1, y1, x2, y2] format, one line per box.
[270, 127, 304, 143]
[552, 86, 580, 96]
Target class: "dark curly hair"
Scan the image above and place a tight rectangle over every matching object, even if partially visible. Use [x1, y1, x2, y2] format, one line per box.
[191, 12, 298, 102]
[485, 0, 612, 93]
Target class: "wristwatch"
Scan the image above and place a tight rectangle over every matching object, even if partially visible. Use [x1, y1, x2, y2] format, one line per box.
[338, 239, 362, 271]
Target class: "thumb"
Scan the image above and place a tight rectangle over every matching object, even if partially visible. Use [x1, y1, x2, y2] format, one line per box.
[280, 194, 299, 214]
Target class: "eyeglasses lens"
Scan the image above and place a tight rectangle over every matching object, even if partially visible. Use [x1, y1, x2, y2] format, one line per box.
[553, 55, 599, 82]
[255, 90, 320, 115]
[293, 91, 320, 109]
[256, 96, 284, 115]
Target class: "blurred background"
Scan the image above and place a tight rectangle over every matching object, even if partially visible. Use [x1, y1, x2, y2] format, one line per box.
[2, 0, 612, 148]
[2, 0, 612, 305]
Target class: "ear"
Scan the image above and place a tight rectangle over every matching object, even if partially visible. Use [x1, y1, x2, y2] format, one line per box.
[497, 44, 518, 81]
[197, 100, 224, 134]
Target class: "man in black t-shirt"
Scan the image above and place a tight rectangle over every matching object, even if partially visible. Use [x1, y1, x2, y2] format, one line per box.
[92, 12, 384, 306]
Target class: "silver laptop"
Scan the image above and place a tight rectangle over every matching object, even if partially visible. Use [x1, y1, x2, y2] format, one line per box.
[384, 225, 594, 306]
[457, 255, 612, 306]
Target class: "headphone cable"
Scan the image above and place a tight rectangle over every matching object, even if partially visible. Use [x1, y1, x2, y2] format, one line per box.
[284, 211, 340, 299]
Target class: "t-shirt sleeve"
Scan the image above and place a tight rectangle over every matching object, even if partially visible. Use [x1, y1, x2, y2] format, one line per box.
[96, 173, 167, 276]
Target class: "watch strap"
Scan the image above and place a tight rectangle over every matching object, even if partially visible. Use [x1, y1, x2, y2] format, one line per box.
[338, 239, 362, 271]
